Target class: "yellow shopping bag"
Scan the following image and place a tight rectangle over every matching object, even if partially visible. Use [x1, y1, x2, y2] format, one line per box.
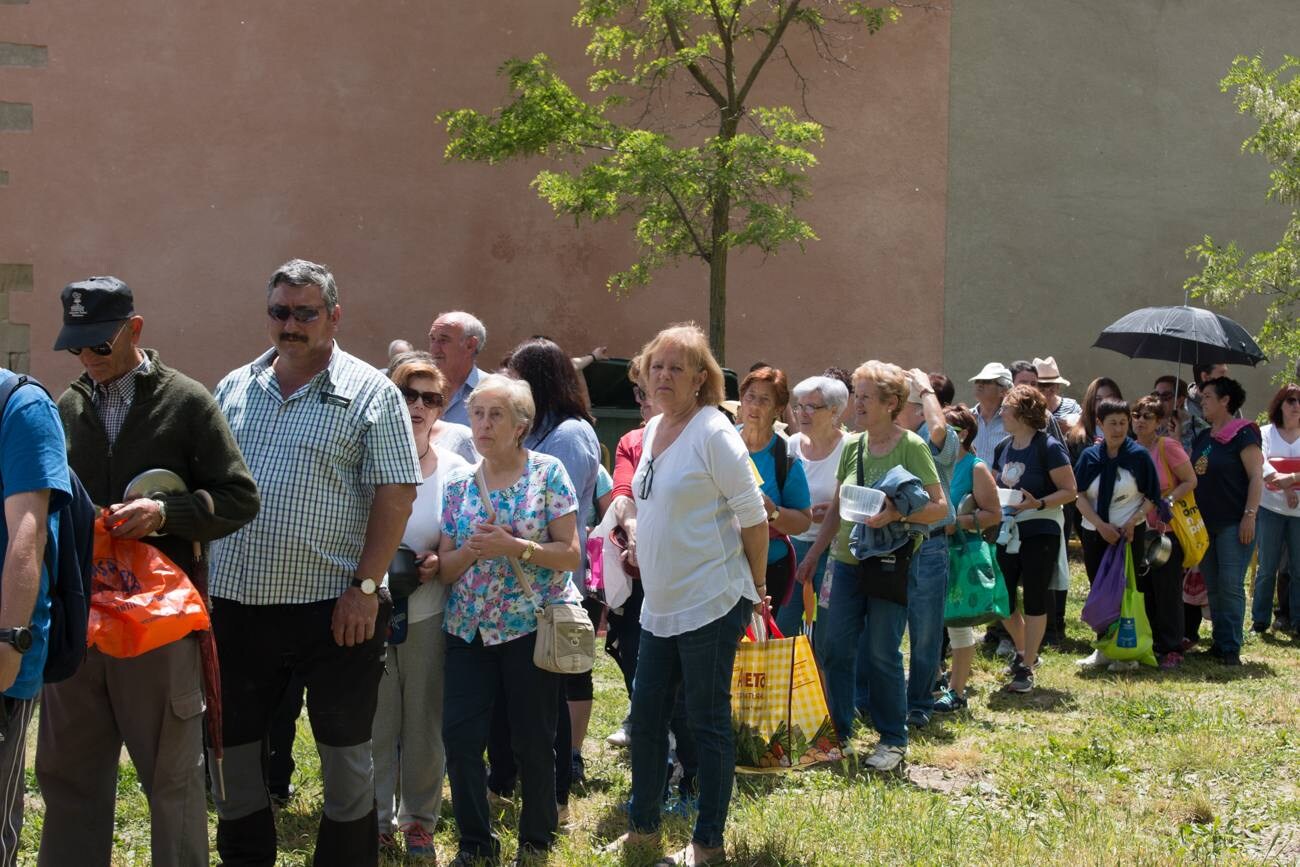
[732, 608, 844, 773]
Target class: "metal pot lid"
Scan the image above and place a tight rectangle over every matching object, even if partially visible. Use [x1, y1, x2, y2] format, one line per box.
[956, 494, 976, 516]
[123, 468, 188, 501]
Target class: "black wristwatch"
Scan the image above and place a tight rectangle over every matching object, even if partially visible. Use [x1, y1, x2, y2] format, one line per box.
[0, 627, 33, 654]
[350, 577, 378, 596]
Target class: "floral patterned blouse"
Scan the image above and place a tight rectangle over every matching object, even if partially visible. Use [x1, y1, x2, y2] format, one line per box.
[441, 451, 580, 645]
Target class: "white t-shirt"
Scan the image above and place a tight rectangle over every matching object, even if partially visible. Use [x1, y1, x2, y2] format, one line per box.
[632, 407, 767, 638]
[1261, 423, 1300, 517]
[1081, 467, 1144, 531]
[435, 422, 478, 464]
[400, 445, 470, 623]
[788, 432, 848, 543]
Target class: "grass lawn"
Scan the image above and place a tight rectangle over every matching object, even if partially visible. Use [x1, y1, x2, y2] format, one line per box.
[15, 561, 1300, 866]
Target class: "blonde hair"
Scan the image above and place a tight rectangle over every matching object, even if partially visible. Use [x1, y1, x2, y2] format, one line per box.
[389, 359, 447, 396]
[637, 322, 725, 407]
[852, 360, 908, 420]
[468, 373, 535, 445]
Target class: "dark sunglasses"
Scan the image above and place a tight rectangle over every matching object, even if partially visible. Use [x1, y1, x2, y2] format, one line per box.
[400, 386, 444, 409]
[1152, 390, 1175, 400]
[639, 456, 656, 499]
[1132, 411, 1158, 420]
[267, 304, 325, 323]
[65, 322, 128, 357]
[1285, 396, 1300, 406]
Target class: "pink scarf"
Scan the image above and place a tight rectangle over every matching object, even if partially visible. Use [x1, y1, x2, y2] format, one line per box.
[1212, 418, 1259, 444]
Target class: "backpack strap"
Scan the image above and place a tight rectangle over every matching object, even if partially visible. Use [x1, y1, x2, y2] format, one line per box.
[772, 433, 791, 497]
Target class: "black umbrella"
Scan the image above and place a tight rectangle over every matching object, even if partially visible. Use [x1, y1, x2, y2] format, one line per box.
[1092, 305, 1266, 367]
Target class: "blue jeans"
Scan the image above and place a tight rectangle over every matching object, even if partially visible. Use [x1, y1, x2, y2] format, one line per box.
[818, 560, 908, 747]
[853, 536, 948, 721]
[628, 597, 747, 849]
[776, 538, 829, 639]
[1252, 508, 1300, 627]
[1199, 523, 1257, 656]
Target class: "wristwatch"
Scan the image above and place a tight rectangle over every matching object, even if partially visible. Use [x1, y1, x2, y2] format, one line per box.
[520, 540, 539, 562]
[350, 577, 378, 595]
[768, 507, 780, 522]
[152, 496, 168, 531]
[0, 627, 32, 654]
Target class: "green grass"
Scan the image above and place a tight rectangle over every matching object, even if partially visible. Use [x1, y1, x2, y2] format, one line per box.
[16, 562, 1300, 865]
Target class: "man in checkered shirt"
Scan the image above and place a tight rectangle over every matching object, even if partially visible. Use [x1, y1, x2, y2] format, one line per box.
[208, 260, 421, 867]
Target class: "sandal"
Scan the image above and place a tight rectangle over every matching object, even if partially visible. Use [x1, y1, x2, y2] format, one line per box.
[601, 830, 661, 856]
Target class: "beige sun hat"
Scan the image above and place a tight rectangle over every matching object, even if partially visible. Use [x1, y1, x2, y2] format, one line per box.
[1033, 356, 1070, 387]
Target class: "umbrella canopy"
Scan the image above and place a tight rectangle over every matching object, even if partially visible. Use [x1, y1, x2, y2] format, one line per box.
[1092, 305, 1266, 367]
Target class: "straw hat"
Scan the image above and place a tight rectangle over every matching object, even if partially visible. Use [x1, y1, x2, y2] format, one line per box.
[1033, 356, 1070, 386]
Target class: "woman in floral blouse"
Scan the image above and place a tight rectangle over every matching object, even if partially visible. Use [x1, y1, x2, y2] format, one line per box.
[437, 373, 581, 865]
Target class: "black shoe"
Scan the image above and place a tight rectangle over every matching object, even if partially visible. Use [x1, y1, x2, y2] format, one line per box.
[1251, 621, 1269, 634]
[1205, 644, 1224, 659]
[570, 750, 585, 785]
[1220, 652, 1242, 666]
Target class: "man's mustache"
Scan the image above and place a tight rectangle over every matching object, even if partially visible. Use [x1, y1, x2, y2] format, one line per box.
[279, 333, 308, 343]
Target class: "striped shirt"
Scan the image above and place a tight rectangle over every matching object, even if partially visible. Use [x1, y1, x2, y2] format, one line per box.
[92, 353, 151, 445]
[209, 344, 422, 605]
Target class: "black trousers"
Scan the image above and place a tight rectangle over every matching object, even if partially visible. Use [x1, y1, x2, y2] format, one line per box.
[445, 631, 559, 859]
[211, 596, 390, 867]
[1141, 534, 1185, 656]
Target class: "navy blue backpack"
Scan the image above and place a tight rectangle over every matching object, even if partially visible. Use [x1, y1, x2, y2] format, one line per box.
[0, 372, 94, 683]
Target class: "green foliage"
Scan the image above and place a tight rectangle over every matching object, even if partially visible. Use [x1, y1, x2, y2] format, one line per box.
[1185, 54, 1300, 375]
[437, 1, 902, 358]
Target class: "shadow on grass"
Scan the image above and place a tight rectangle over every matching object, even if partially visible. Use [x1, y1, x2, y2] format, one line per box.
[985, 685, 1077, 712]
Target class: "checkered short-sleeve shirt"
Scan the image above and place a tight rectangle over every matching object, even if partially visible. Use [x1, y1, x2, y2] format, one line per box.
[209, 344, 422, 604]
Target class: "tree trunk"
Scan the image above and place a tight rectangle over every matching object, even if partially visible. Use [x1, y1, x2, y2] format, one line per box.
[708, 201, 729, 365]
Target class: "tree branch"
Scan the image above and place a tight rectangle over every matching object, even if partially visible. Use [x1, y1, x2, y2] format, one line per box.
[736, 0, 804, 107]
[663, 14, 729, 107]
[663, 184, 711, 261]
[709, 0, 737, 105]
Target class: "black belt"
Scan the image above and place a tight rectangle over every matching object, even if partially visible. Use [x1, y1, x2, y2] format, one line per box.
[927, 527, 947, 539]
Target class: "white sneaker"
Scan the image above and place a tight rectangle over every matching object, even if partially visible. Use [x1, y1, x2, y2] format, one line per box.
[1107, 659, 1139, 673]
[1076, 649, 1107, 669]
[605, 721, 631, 748]
[995, 639, 1016, 660]
[863, 743, 906, 773]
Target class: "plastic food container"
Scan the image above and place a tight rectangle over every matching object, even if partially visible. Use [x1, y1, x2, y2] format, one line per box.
[998, 488, 1024, 507]
[840, 484, 886, 523]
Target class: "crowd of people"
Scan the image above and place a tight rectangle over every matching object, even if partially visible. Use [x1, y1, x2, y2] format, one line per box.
[0, 259, 1297, 867]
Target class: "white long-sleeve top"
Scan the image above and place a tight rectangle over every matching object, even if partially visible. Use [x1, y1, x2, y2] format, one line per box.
[632, 406, 768, 637]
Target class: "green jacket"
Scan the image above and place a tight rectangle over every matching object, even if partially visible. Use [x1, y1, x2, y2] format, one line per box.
[58, 349, 260, 582]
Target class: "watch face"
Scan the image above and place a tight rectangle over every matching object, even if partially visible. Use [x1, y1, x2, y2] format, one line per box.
[361, 578, 377, 595]
[7, 628, 31, 653]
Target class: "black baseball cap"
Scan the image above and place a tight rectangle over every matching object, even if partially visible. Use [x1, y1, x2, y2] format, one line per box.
[53, 276, 135, 351]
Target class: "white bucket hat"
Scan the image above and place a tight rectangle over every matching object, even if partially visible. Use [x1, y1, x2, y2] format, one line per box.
[1033, 356, 1070, 387]
[968, 362, 1012, 389]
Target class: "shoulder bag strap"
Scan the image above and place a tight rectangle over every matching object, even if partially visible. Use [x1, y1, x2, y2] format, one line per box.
[855, 434, 865, 487]
[1156, 436, 1174, 497]
[773, 433, 789, 497]
[474, 464, 540, 603]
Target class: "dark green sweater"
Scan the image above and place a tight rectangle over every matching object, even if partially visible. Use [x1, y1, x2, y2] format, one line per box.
[58, 349, 260, 580]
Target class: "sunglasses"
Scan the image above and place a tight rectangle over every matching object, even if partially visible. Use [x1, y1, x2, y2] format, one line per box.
[1285, 396, 1300, 406]
[400, 386, 444, 409]
[1153, 390, 1175, 400]
[267, 304, 326, 323]
[639, 456, 656, 500]
[65, 322, 128, 357]
[1131, 411, 1158, 420]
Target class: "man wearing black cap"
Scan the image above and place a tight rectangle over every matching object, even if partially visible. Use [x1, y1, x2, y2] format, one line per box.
[36, 276, 259, 867]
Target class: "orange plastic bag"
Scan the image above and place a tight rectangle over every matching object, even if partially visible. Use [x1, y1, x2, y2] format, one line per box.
[87, 518, 210, 658]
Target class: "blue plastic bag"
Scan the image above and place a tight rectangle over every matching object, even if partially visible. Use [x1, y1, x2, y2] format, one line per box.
[1081, 541, 1125, 633]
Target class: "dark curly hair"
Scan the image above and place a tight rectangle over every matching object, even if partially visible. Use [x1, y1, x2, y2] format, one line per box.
[1202, 376, 1247, 415]
[506, 338, 594, 428]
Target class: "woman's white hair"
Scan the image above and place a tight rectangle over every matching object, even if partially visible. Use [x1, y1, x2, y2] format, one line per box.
[468, 373, 534, 443]
[792, 375, 849, 415]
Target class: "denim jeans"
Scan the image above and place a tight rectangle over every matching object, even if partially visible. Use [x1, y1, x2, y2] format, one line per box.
[852, 536, 946, 722]
[628, 597, 747, 849]
[818, 560, 908, 747]
[1199, 523, 1257, 655]
[776, 538, 829, 639]
[1252, 508, 1300, 627]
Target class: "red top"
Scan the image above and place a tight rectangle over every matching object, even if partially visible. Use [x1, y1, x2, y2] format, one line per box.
[611, 427, 645, 501]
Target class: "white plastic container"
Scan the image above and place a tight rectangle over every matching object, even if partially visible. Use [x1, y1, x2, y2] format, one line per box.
[998, 488, 1024, 508]
[839, 484, 886, 523]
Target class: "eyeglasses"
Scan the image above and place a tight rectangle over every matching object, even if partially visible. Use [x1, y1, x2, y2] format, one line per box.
[793, 403, 827, 414]
[400, 386, 444, 409]
[632, 385, 647, 404]
[639, 456, 655, 500]
[1285, 396, 1300, 406]
[1153, 390, 1175, 400]
[1132, 411, 1158, 421]
[267, 304, 326, 323]
[66, 322, 128, 357]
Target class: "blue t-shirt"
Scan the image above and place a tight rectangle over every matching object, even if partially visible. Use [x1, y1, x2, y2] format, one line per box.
[749, 433, 811, 563]
[528, 415, 601, 574]
[0, 378, 72, 700]
[992, 432, 1071, 539]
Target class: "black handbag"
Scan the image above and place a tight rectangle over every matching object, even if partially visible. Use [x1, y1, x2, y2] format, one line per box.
[850, 435, 915, 606]
[387, 545, 423, 600]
